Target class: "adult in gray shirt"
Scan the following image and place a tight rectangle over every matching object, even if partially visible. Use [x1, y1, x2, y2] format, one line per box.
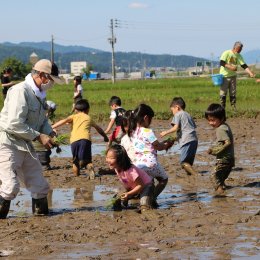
[0, 59, 63, 219]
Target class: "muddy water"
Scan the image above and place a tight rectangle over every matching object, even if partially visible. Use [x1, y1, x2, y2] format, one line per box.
[1, 118, 259, 259]
[8, 171, 260, 259]
[10, 184, 212, 217]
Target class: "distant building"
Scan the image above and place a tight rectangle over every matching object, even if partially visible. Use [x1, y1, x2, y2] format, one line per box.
[70, 61, 87, 75]
[29, 52, 39, 65]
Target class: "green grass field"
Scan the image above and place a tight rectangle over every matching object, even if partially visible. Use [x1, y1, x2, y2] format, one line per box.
[1, 77, 259, 121]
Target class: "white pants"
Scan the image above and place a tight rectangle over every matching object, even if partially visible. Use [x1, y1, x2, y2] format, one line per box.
[0, 144, 49, 200]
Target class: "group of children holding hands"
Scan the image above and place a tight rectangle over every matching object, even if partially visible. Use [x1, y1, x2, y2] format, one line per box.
[50, 77, 235, 213]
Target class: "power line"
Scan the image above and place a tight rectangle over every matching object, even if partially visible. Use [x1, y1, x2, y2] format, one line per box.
[108, 19, 117, 84]
[114, 19, 260, 31]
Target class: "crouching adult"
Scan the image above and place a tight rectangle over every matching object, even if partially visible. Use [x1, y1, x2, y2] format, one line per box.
[0, 59, 64, 219]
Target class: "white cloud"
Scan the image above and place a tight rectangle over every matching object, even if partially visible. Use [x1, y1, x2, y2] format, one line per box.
[128, 2, 148, 9]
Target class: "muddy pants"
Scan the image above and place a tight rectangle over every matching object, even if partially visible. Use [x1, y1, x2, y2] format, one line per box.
[220, 76, 236, 108]
[0, 144, 49, 200]
[211, 160, 233, 190]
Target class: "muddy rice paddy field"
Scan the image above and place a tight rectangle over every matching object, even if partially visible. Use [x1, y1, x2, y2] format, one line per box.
[0, 118, 259, 259]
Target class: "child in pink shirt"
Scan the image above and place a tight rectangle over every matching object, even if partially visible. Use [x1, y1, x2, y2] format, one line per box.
[106, 144, 154, 212]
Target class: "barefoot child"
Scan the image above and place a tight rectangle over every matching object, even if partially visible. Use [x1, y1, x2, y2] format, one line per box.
[52, 99, 108, 178]
[205, 103, 235, 194]
[160, 97, 198, 176]
[106, 144, 154, 212]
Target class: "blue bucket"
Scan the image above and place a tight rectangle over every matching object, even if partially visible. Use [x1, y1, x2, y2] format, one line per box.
[211, 74, 223, 86]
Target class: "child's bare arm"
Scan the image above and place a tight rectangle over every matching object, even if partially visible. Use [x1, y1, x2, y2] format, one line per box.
[2, 81, 14, 88]
[52, 117, 72, 129]
[104, 118, 115, 134]
[120, 177, 144, 200]
[160, 124, 179, 137]
[152, 139, 174, 151]
[73, 89, 81, 99]
[93, 123, 109, 142]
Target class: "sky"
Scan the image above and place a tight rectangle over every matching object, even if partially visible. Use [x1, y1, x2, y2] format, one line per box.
[1, 0, 260, 59]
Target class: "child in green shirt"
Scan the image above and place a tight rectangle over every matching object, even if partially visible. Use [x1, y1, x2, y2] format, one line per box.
[205, 103, 235, 194]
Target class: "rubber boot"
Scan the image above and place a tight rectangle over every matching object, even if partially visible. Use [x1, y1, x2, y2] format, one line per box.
[0, 196, 11, 219]
[152, 179, 168, 208]
[220, 95, 226, 108]
[32, 197, 49, 216]
[154, 179, 168, 199]
[230, 96, 237, 112]
[181, 163, 197, 175]
[140, 204, 151, 213]
[140, 196, 151, 213]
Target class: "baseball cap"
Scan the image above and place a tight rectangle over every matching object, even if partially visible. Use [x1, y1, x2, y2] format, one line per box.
[33, 59, 64, 84]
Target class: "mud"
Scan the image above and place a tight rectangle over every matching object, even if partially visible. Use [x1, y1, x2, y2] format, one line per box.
[0, 118, 259, 259]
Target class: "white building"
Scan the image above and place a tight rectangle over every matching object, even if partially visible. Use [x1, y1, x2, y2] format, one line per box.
[70, 61, 87, 75]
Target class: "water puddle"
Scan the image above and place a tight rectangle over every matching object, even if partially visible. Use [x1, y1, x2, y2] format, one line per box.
[7, 181, 260, 259]
[55, 244, 110, 259]
[232, 241, 260, 258]
[9, 184, 215, 217]
[9, 185, 118, 217]
[51, 140, 212, 158]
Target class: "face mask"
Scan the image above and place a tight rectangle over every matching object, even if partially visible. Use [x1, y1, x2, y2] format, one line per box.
[41, 80, 54, 91]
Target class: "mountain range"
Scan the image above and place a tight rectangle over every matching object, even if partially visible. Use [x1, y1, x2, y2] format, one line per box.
[1, 41, 258, 73]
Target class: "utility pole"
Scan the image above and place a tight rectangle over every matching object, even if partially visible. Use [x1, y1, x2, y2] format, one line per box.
[210, 52, 214, 75]
[51, 35, 54, 63]
[108, 19, 116, 83]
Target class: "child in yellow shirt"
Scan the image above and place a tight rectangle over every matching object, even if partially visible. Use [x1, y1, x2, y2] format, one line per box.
[52, 99, 108, 178]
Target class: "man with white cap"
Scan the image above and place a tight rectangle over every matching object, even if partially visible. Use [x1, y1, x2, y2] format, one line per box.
[0, 59, 64, 219]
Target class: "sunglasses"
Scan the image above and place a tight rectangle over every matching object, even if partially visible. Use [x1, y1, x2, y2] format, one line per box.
[44, 73, 53, 81]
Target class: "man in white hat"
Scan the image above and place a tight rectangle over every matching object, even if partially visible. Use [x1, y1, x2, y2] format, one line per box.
[0, 59, 64, 219]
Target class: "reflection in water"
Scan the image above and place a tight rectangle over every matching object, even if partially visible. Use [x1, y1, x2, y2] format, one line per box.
[10, 185, 116, 217]
[10, 185, 215, 216]
[73, 186, 94, 206]
[7, 182, 260, 259]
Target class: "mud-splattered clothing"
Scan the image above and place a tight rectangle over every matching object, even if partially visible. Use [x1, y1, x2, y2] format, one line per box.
[210, 123, 235, 189]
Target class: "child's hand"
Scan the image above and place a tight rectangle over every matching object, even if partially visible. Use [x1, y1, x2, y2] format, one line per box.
[120, 193, 128, 201]
[160, 131, 167, 137]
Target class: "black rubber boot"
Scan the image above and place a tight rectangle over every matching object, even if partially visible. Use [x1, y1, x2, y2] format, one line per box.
[151, 179, 167, 208]
[220, 95, 226, 108]
[32, 197, 49, 216]
[0, 196, 11, 219]
[230, 96, 237, 111]
[230, 95, 236, 106]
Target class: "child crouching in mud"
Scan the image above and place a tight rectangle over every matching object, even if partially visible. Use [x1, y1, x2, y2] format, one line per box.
[205, 103, 235, 194]
[52, 99, 109, 178]
[106, 144, 154, 213]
